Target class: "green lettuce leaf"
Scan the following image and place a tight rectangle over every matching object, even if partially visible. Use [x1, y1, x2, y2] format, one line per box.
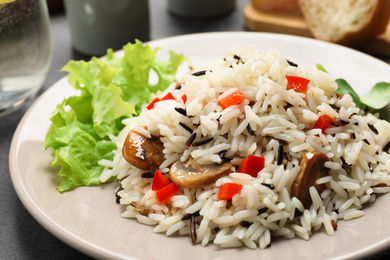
[44, 107, 117, 192]
[44, 40, 187, 192]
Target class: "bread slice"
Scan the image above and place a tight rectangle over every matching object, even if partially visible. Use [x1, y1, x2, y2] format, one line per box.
[298, 0, 390, 47]
[252, 0, 302, 15]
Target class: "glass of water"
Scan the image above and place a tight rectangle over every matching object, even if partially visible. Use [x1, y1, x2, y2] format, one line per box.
[0, 0, 52, 117]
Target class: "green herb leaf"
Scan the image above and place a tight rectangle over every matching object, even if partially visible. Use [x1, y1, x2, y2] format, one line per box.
[360, 82, 390, 110]
[316, 64, 328, 73]
[314, 65, 390, 114]
[335, 78, 362, 108]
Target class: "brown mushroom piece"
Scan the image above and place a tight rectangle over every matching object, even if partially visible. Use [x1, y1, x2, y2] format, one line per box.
[122, 129, 165, 170]
[292, 151, 329, 209]
[169, 158, 234, 188]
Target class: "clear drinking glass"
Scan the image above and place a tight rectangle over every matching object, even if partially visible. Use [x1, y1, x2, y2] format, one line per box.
[0, 0, 52, 117]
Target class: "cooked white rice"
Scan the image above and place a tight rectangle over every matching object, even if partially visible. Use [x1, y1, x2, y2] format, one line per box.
[99, 45, 390, 249]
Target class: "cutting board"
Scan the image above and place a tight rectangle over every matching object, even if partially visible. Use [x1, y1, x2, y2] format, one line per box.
[244, 3, 390, 57]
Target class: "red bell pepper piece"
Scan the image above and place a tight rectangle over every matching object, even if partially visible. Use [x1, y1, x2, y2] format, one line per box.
[286, 76, 310, 93]
[238, 155, 265, 178]
[217, 183, 243, 200]
[313, 114, 334, 133]
[146, 97, 162, 110]
[151, 170, 171, 191]
[147, 92, 176, 110]
[162, 92, 175, 101]
[218, 91, 245, 109]
[181, 94, 187, 104]
[155, 182, 179, 204]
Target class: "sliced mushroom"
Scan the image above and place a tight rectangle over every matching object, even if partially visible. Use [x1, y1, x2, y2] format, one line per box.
[122, 129, 165, 170]
[169, 158, 234, 188]
[292, 151, 329, 209]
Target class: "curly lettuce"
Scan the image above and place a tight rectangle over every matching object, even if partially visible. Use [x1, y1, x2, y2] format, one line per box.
[43, 40, 187, 192]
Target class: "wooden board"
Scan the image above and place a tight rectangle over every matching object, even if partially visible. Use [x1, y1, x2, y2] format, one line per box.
[244, 3, 390, 57]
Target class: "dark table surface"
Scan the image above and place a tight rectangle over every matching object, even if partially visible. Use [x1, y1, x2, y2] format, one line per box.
[2, 0, 390, 259]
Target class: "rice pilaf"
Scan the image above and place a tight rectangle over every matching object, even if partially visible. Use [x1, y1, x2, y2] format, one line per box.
[99, 46, 390, 249]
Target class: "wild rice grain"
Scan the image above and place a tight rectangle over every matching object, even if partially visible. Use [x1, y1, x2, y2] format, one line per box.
[226, 199, 232, 209]
[219, 150, 226, 159]
[330, 103, 340, 111]
[331, 120, 349, 127]
[175, 82, 183, 89]
[368, 122, 379, 135]
[182, 211, 200, 221]
[286, 59, 298, 67]
[349, 112, 358, 119]
[258, 207, 268, 215]
[233, 55, 242, 63]
[240, 221, 251, 228]
[116, 186, 124, 204]
[368, 162, 374, 172]
[277, 143, 283, 165]
[179, 122, 193, 133]
[141, 172, 154, 178]
[384, 141, 390, 152]
[246, 124, 255, 136]
[185, 132, 197, 147]
[262, 183, 276, 190]
[192, 137, 214, 147]
[175, 107, 187, 116]
[190, 215, 197, 244]
[265, 135, 288, 145]
[342, 164, 352, 174]
[191, 70, 209, 76]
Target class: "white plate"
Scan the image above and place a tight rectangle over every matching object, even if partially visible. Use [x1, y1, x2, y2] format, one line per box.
[9, 32, 390, 260]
